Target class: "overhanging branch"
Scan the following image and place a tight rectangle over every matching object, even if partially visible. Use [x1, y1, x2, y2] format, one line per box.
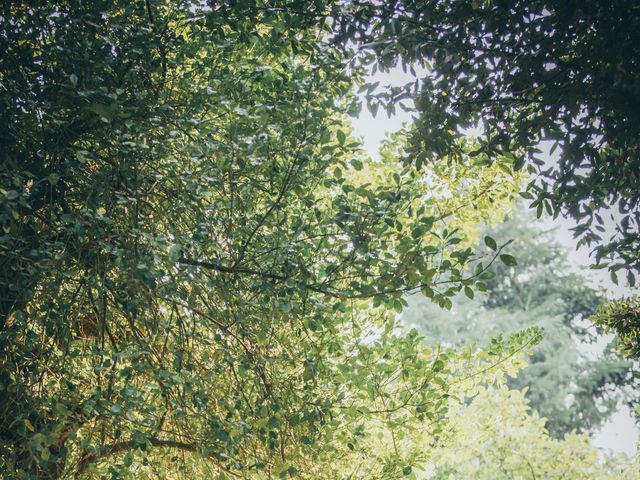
[75, 436, 241, 478]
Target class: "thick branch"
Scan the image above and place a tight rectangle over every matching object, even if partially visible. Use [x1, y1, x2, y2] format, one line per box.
[76, 436, 241, 477]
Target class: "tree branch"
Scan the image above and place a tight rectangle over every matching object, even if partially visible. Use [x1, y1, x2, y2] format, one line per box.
[76, 436, 241, 477]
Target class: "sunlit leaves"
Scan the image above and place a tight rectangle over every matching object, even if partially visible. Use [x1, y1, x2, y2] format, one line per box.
[349, 0, 640, 276]
[3, 1, 634, 478]
[592, 296, 640, 360]
[432, 386, 638, 480]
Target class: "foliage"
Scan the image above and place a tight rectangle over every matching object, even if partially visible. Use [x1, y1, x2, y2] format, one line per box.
[0, 1, 529, 478]
[345, 0, 640, 278]
[592, 296, 640, 360]
[403, 210, 632, 436]
[1, 1, 638, 478]
[376, 132, 523, 247]
[429, 386, 639, 480]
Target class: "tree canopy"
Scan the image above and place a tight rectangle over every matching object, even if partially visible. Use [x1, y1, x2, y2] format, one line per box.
[404, 209, 633, 436]
[346, 0, 640, 278]
[430, 386, 638, 480]
[1, 1, 638, 479]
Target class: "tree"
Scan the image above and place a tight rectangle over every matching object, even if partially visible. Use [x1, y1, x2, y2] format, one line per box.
[0, 2, 528, 478]
[2, 2, 638, 478]
[592, 296, 640, 360]
[344, 0, 640, 279]
[429, 386, 639, 480]
[403, 209, 632, 436]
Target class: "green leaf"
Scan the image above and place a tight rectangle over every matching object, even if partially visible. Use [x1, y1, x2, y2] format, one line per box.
[168, 244, 182, 263]
[337, 130, 346, 145]
[280, 302, 292, 313]
[610, 270, 618, 285]
[464, 286, 474, 299]
[499, 254, 517, 267]
[519, 191, 534, 200]
[513, 155, 525, 171]
[40, 448, 51, 461]
[411, 225, 425, 240]
[484, 235, 497, 251]
[480, 271, 496, 280]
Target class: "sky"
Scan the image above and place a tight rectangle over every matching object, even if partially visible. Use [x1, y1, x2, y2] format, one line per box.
[351, 66, 638, 456]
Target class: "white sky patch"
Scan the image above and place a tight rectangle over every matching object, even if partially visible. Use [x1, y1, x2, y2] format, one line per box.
[352, 67, 639, 455]
[352, 65, 423, 160]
